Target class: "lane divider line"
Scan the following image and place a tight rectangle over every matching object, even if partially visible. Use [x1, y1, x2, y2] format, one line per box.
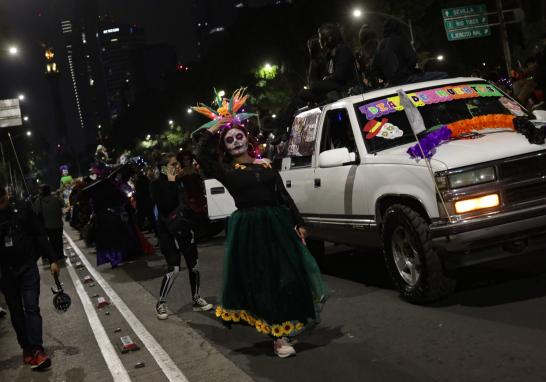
[64, 244, 132, 382]
[64, 232, 189, 382]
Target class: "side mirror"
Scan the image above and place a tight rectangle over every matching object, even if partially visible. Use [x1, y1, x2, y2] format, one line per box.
[318, 148, 354, 168]
[532, 110, 546, 122]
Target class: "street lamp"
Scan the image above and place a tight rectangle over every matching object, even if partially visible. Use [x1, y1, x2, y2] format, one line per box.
[352, 8, 363, 18]
[8, 46, 18, 56]
[187, 108, 193, 114]
[168, 119, 174, 126]
[26, 131, 32, 137]
[436, 55, 444, 61]
[218, 90, 226, 98]
[272, 114, 277, 119]
[23, 116, 29, 122]
[18, 94, 25, 101]
[146, 134, 151, 140]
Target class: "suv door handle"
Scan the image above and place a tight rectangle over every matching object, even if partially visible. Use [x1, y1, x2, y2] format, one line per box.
[210, 187, 225, 194]
[314, 178, 321, 188]
[286, 180, 291, 188]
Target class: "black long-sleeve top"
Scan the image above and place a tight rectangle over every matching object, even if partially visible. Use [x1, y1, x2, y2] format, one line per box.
[323, 43, 357, 87]
[195, 130, 304, 227]
[150, 174, 188, 218]
[0, 200, 58, 275]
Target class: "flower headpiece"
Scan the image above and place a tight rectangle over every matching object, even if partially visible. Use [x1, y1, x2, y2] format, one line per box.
[191, 88, 257, 134]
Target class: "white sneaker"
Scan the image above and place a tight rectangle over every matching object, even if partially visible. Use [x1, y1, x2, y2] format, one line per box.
[192, 297, 213, 312]
[156, 302, 168, 320]
[274, 337, 296, 358]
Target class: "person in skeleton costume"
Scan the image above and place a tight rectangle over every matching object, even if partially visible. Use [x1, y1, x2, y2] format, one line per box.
[194, 88, 328, 358]
[151, 154, 213, 319]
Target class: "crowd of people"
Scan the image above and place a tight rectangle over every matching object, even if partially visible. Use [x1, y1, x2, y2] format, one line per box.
[0, 144, 220, 369]
[274, 20, 449, 140]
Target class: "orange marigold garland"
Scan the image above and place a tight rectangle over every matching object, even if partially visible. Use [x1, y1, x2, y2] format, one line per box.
[446, 114, 515, 137]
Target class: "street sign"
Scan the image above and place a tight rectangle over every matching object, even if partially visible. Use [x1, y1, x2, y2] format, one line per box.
[447, 27, 491, 41]
[0, 99, 22, 128]
[444, 15, 488, 31]
[442, 4, 490, 41]
[442, 4, 487, 18]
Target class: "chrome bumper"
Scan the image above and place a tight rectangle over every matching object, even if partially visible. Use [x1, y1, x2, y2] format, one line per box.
[430, 204, 546, 267]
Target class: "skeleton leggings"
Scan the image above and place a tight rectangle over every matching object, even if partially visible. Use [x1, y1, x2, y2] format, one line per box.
[158, 225, 200, 303]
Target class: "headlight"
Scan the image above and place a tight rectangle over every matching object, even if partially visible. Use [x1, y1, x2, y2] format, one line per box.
[449, 167, 496, 188]
[455, 193, 500, 214]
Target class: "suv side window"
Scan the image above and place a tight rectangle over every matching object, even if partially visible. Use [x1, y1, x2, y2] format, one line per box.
[277, 108, 322, 169]
[320, 109, 356, 153]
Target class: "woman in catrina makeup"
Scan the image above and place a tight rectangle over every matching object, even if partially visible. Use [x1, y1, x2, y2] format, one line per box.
[194, 88, 328, 358]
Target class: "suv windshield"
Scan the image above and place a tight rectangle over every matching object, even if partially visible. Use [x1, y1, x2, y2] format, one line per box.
[354, 82, 531, 154]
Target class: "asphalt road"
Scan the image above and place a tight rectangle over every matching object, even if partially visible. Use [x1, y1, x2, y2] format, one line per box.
[2, 225, 546, 381]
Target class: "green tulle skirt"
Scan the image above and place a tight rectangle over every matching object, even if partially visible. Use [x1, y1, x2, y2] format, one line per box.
[215, 205, 328, 338]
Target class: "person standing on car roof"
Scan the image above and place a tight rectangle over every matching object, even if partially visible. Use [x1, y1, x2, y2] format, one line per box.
[275, 23, 357, 142]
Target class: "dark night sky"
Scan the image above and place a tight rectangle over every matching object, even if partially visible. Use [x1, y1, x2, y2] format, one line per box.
[0, 0, 198, 166]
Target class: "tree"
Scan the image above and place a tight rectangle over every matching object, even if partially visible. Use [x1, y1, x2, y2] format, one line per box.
[136, 123, 189, 154]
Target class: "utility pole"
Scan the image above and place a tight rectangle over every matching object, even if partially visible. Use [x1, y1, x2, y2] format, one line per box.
[0, 141, 5, 166]
[496, 0, 512, 75]
[408, 19, 415, 49]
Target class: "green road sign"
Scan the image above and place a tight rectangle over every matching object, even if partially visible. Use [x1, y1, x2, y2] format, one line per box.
[442, 4, 490, 41]
[444, 15, 488, 31]
[442, 4, 487, 19]
[446, 27, 491, 41]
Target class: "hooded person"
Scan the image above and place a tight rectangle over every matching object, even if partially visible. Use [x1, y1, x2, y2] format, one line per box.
[371, 19, 447, 86]
[371, 19, 417, 86]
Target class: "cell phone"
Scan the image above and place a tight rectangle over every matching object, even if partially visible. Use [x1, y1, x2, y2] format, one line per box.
[161, 166, 168, 175]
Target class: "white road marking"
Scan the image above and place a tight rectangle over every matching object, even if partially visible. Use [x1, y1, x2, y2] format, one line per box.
[64, 232, 189, 382]
[64, 247, 131, 382]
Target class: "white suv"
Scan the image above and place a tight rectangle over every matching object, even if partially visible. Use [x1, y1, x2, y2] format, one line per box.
[207, 77, 546, 303]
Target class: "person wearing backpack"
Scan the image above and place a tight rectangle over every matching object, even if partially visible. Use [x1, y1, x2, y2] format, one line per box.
[0, 180, 61, 370]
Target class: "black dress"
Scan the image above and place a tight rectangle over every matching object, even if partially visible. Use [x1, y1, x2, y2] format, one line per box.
[196, 131, 328, 337]
[84, 175, 133, 267]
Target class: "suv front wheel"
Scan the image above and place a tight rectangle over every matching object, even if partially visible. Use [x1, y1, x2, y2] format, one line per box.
[383, 204, 455, 304]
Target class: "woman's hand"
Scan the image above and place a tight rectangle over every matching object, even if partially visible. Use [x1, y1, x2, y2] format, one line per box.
[167, 167, 178, 182]
[50, 262, 60, 277]
[295, 226, 307, 245]
[207, 124, 221, 134]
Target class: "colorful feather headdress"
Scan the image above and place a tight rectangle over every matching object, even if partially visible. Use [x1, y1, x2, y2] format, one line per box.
[191, 88, 257, 135]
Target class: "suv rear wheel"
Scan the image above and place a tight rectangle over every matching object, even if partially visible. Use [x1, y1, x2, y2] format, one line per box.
[383, 204, 455, 303]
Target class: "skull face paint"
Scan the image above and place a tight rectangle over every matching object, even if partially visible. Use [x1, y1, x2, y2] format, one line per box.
[224, 128, 248, 157]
